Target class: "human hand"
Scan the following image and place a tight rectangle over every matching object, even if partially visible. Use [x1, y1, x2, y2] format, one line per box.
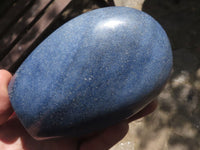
[0, 69, 157, 150]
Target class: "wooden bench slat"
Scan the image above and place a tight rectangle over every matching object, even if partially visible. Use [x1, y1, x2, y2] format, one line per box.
[0, 0, 71, 72]
[0, 0, 52, 60]
[0, 0, 33, 36]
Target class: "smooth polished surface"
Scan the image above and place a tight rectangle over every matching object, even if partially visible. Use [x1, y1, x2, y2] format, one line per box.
[8, 6, 172, 140]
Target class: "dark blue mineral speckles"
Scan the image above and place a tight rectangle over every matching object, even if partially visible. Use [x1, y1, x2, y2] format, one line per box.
[8, 6, 172, 140]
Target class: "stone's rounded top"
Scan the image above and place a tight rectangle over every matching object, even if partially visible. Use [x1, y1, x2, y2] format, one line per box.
[8, 7, 172, 140]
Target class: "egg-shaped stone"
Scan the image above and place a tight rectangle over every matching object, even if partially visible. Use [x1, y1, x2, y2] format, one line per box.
[8, 6, 172, 140]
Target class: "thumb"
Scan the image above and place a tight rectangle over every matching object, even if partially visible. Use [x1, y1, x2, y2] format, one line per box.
[0, 70, 13, 125]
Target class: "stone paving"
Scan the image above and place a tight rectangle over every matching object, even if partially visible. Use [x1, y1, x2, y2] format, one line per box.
[111, 0, 200, 150]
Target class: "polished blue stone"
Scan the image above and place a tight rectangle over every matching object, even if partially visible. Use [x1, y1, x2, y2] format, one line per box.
[8, 6, 172, 140]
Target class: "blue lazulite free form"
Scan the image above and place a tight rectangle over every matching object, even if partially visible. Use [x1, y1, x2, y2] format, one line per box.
[8, 7, 172, 140]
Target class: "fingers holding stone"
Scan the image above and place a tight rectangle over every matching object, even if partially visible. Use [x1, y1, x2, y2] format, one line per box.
[80, 122, 129, 150]
[0, 70, 13, 125]
[79, 100, 157, 150]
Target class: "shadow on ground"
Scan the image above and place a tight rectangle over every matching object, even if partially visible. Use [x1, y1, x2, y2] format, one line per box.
[133, 0, 200, 149]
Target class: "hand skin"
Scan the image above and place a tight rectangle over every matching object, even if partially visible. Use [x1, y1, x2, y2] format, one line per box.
[0, 69, 157, 150]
